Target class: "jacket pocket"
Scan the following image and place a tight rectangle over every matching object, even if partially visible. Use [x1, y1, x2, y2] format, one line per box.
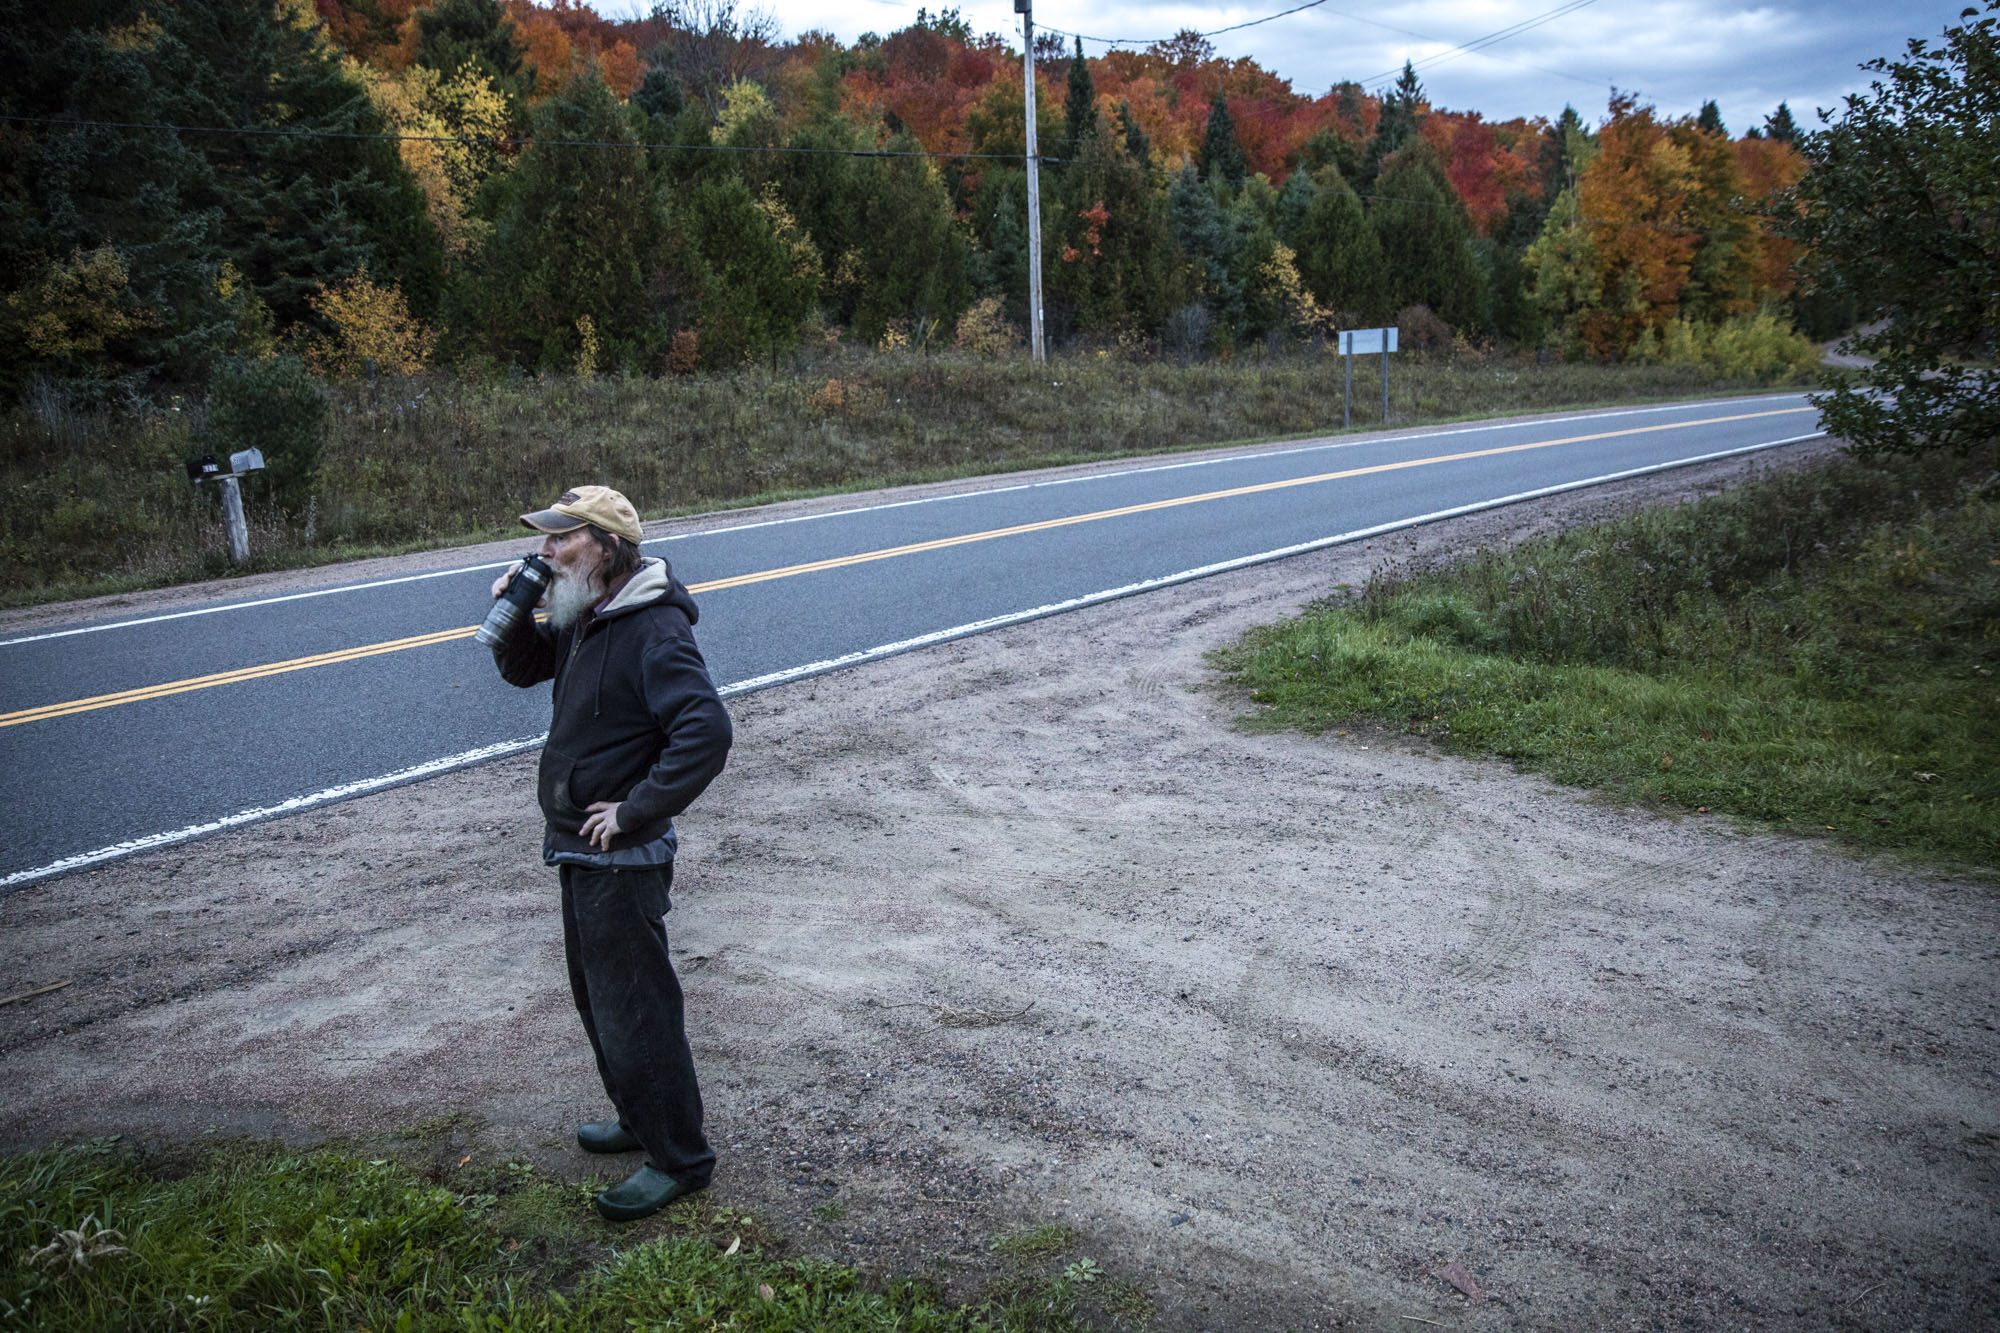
[537, 746, 587, 827]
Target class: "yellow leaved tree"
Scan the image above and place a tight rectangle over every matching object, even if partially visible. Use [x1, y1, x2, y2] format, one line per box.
[304, 268, 436, 377]
[360, 59, 512, 260]
[1258, 243, 1336, 341]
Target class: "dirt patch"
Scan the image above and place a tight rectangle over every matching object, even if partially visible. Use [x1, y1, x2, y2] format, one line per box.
[2, 442, 1995, 1331]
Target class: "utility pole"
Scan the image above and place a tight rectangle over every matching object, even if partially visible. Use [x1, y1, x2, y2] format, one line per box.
[1016, 0, 1046, 362]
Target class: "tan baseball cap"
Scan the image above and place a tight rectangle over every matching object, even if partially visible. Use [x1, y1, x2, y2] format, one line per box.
[519, 485, 643, 545]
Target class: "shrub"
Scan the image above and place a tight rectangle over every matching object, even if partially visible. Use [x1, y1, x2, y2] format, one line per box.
[1396, 303, 1456, 355]
[666, 329, 700, 375]
[303, 268, 436, 377]
[953, 296, 1020, 357]
[1631, 310, 1819, 383]
[204, 355, 327, 510]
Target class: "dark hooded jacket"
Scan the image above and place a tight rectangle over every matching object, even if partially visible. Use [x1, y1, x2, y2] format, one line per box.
[492, 557, 732, 856]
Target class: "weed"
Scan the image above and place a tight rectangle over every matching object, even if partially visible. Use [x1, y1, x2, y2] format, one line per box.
[393, 1110, 483, 1150]
[990, 1221, 1078, 1261]
[1096, 1277, 1155, 1323]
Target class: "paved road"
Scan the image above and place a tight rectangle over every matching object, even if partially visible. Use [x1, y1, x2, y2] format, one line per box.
[0, 393, 1823, 886]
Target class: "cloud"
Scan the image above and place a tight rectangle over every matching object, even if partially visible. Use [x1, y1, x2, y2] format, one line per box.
[682, 1, 1975, 129]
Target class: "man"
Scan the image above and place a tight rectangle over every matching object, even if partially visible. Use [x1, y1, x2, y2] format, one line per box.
[488, 484, 733, 1221]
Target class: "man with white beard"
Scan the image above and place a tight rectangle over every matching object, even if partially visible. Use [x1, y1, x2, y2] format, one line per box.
[487, 485, 733, 1221]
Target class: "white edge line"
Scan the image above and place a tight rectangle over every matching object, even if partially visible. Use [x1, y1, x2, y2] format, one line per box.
[0, 393, 1812, 648]
[0, 430, 1822, 893]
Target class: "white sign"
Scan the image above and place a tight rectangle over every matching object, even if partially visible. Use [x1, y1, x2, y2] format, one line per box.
[1339, 327, 1399, 356]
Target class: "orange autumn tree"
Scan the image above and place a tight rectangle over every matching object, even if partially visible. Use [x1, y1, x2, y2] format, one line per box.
[1734, 135, 1807, 298]
[1526, 93, 1806, 357]
[1528, 93, 1698, 356]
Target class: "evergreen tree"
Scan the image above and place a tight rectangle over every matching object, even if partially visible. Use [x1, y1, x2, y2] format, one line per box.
[1285, 169, 1387, 323]
[0, 0, 439, 395]
[1478, 238, 1542, 345]
[633, 43, 685, 122]
[661, 175, 819, 367]
[455, 73, 656, 368]
[1198, 93, 1247, 188]
[966, 168, 1030, 322]
[1764, 101, 1798, 143]
[849, 133, 971, 341]
[1062, 37, 1099, 166]
[1228, 194, 1282, 342]
[415, 0, 530, 105]
[1697, 100, 1726, 135]
[1522, 185, 1602, 352]
[1359, 62, 1424, 192]
[1537, 106, 1585, 202]
[1391, 62, 1425, 109]
[1169, 165, 1251, 346]
[1335, 81, 1366, 134]
[202, 1, 444, 329]
[1370, 141, 1484, 330]
[1044, 130, 1184, 336]
[1115, 100, 1151, 168]
[1677, 121, 1756, 322]
[1295, 128, 1359, 182]
[1274, 168, 1318, 242]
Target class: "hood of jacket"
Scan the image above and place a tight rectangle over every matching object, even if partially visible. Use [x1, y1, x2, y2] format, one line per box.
[594, 556, 697, 626]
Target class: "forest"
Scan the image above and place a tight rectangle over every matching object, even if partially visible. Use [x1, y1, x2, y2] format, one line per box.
[1, 0, 1832, 396]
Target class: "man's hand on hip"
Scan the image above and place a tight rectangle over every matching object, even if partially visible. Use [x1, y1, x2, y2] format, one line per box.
[580, 801, 624, 850]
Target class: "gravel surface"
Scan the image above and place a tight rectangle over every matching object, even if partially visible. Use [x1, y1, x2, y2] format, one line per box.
[2, 440, 1995, 1331]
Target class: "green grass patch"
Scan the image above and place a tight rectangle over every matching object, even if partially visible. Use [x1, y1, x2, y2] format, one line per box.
[0, 1138, 1108, 1332]
[1217, 447, 2000, 872]
[2, 350, 1805, 607]
[987, 1223, 1076, 1262]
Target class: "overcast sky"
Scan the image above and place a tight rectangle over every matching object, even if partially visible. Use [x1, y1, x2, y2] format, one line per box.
[661, 1, 1973, 133]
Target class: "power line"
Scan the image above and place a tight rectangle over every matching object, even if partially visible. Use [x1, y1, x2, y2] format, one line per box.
[1358, 0, 1602, 89]
[1036, 0, 1329, 48]
[0, 113, 1052, 162]
[1026, 1, 1603, 99]
[1313, 4, 1603, 92]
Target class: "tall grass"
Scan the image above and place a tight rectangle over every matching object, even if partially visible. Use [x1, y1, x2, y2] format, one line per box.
[1218, 448, 2000, 871]
[1, 348, 1805, 607]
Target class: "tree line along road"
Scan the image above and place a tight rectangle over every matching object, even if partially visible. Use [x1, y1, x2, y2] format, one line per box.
[0, 393, 1824, 888]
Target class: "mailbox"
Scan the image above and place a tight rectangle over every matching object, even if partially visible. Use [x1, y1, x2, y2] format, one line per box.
[185, 453, 223, 484]
[229, 447, 266, 474]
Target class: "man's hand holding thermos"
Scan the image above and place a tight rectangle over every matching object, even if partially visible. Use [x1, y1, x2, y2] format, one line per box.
[476, 553, 553, 647]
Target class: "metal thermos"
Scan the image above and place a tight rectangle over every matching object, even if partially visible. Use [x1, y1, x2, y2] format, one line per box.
[475, 554, 553, 647]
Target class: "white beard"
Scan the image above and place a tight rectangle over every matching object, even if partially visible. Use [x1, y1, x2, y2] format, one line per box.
[544, 561, 602, 630]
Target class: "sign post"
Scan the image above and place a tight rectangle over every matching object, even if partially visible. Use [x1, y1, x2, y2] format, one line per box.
[1337, 327, 1399, 428]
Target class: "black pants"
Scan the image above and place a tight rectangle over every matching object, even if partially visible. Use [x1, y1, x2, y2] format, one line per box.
[559, 863, 715, 1187]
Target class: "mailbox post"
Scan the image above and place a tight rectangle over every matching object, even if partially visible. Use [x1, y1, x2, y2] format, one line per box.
[1338, 326, 1399, 428]
[184, 448, 266, 565]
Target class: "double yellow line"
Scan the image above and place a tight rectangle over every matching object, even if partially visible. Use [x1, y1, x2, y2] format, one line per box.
[1, 405, 1809, 730]
[0, 625, 481, 728]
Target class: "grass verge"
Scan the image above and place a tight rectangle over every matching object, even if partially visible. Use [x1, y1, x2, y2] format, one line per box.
[1215, 446, 2000, 873]
[2, 350, 1807, 608]
[0, 1137, 1119, 1332]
